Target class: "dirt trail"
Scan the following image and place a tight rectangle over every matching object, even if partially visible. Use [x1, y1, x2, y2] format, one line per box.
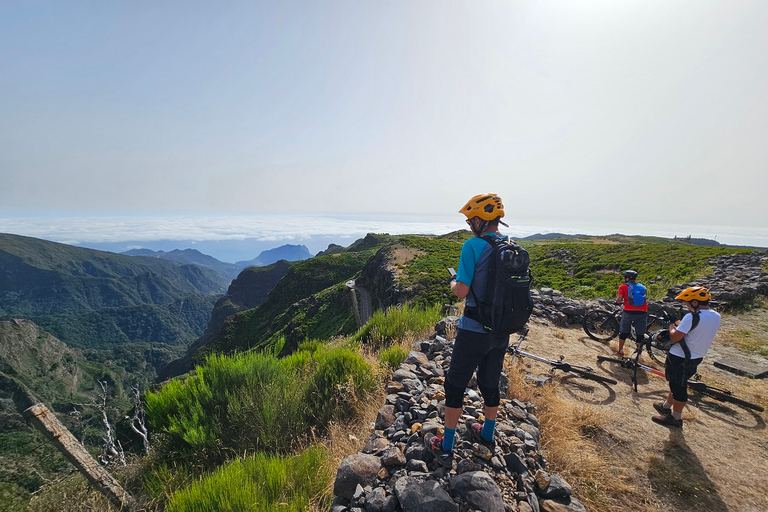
[515, 312, 768, 512]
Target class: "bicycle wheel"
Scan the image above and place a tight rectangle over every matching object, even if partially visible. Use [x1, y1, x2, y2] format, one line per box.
[582, 310, 619, 342]
[690, 386, 765, 412]
[565, 367, 618, 385]
[644, 333, 668, 365]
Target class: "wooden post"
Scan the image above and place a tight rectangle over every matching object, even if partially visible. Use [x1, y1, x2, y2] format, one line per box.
[24, 403, 136, 511]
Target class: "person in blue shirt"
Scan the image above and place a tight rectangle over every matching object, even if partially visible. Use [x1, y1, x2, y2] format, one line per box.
[425, 193, 512, 464]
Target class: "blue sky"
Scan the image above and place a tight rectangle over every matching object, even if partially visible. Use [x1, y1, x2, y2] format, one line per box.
[2, 1, 767, 232]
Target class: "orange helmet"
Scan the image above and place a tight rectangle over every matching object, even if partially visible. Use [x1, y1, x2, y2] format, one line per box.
[459, 194, 505, 221]
[675, 286, 712, 302]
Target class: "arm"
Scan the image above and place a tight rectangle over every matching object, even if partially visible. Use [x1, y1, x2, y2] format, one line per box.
[668, 315, 687, 343]
[668, 323, 686, 343]
[451, 279, 470, 299]
[615, 284, 625, 305]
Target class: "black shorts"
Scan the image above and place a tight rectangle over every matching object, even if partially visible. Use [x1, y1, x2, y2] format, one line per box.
[446, 328, 510, 394]
[665, 353, 703, 403]
[619, 311, 647, 340]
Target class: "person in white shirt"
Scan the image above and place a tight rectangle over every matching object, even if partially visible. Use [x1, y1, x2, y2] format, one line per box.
[652, 286, 721, 428]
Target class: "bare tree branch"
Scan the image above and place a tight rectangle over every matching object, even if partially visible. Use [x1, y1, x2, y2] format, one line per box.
[126, 384, 150, 455]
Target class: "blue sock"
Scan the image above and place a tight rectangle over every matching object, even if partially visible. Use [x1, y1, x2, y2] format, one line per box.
[481, 419, 496, 442]
[442, 427, 456, 452]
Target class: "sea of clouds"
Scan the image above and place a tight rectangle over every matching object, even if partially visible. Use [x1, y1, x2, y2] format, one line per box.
[1, 211, 766, 262]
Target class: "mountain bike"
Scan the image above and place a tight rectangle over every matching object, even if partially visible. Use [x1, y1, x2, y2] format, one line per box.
[596, 355, 764, 412]
[582, 302, 673, 341]
[583, 305, 677, 365]
[507, 328, 617, 385]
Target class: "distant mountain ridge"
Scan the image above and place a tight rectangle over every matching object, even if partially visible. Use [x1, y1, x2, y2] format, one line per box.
[122, 244, 312, 279]
[235, 244, 312, 267]
[122, 248, 242, 279]
[520, 232, 729, 247]
[0, 233, 229, 348]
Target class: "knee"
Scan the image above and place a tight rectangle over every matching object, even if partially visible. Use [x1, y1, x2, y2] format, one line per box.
[444, 380, 465, 409]
[669, 384, 687, 403]
[479, 384, 500, 408]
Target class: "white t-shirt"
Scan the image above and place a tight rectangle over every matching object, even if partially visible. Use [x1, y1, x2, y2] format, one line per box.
[669, 309, 721, 359]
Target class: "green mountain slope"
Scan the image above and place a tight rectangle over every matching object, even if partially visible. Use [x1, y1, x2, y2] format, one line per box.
[198, 233, 466, 359]
[195, 232, 757, 362]
[0, 233, 228, 348]
[201, 249, 378, 359]
[0, 319, 171, 508]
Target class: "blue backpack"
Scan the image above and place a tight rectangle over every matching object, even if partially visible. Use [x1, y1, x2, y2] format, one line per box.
[626, 282, 647, 307]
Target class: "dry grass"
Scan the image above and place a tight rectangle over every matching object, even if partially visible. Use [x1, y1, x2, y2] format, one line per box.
[505, 360, 656, 512]
[716, 298, 768, 358]
[511, 314, 768, 512]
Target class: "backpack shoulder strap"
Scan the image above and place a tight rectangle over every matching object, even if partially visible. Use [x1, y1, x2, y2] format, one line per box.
[467, 235, 499, 302]
[679, 311, 700, 362]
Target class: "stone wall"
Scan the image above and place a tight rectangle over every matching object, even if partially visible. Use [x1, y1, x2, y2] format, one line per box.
[331, 322, 585, 512]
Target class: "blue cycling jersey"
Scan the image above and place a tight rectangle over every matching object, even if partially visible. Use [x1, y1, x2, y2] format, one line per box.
[456, 234, 503, 333]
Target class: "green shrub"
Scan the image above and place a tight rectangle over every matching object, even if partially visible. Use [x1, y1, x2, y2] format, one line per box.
[526, 242, 753, 299]
[165, 446, 330, 512]
[305, 347, 377, 426]
[145, 344, 375, 463]
[350, 303, 442, 348]
[379, 345, 409, 371]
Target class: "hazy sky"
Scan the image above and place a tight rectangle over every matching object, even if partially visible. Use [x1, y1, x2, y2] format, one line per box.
[2, 1, 767, 228]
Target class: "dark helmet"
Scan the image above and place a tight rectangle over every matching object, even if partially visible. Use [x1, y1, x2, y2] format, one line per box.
[622, 270, 638, 280]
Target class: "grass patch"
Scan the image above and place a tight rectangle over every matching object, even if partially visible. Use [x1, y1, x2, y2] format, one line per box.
[525, 242, 753, 299]
[379, 344, 409, 371]
[165, 446, 330, 512]
[144, 343, 377, 464]
[717, 299, 768, 358]
[349, 302, 442, 349]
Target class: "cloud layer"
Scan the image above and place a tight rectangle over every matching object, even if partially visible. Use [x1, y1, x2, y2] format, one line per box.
[2, 212, 766, 249]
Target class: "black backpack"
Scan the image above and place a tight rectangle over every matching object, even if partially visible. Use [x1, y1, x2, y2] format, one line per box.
[465, 235, 534, 334]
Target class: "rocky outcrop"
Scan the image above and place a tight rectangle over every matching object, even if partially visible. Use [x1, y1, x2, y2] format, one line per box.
[357, 246, 405, 311]
[664, 251, 768, 310]
[332, 323, 586, 512]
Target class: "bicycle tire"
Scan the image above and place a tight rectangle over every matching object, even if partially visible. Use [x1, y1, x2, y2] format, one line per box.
[564, 366, 618, 385]
[690, 386, 765, 412]
[644, 335, 667, 365]
[582, 310, 620, 342]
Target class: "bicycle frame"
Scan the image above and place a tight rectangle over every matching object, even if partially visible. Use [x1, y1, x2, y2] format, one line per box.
[508, 329, 617, 385]
[596, 354, 764, 412]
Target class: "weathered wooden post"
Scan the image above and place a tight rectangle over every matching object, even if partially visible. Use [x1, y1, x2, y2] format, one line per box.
[24, 403, 136, 511]
[347, 280, 362, 328]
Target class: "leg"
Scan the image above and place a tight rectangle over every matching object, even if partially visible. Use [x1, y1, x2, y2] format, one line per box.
[442, 329, 487, 450]
[617, 335, 627, 356]
[653, 354, 689, 427]
[475, 333, 510, 441]
[444, 405, 462, 431]
[618, 312, 632, 356]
